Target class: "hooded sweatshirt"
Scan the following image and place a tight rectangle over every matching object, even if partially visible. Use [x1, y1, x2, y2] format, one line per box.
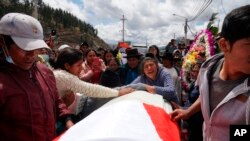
[197, 54, 250, 141]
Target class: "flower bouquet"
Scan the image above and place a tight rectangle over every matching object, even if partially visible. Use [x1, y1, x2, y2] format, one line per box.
[180, 26, 220, 105]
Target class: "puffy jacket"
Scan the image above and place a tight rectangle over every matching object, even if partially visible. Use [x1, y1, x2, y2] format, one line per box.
[197, 54, 250, 141]
[0, 61, 71, 141]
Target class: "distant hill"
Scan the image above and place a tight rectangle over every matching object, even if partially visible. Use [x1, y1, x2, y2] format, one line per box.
[0, 0, 110, 49]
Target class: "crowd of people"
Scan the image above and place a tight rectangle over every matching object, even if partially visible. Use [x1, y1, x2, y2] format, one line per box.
[0, 4, 250, 141]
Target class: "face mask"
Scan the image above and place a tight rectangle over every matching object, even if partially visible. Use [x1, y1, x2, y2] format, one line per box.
[40, 54, 49, 62]
[5, 56, 15, 64]
[0, 36, 15, 64]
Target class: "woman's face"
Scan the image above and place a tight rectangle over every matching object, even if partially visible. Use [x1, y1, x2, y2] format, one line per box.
[143, 60, 158, 80]
[67, 59, 84, 76]
[108, 59, 119, 71]
[105, 52, 114, 62]
[149, 47, 157, 56]
[127, 57, 140, 69]
[86, 50, 97, 64]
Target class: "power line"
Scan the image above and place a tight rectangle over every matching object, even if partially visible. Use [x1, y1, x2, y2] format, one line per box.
[221, 0, 227, 15]
[187, 24, 196, 37]
[189, 0, 213, 22]
[189, 0, 212, 21]
[192, 0, 201, 16]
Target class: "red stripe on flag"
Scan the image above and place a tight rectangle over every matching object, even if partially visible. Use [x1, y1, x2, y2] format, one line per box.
[143, 103, 180, 141]
[52, 131, 65, 141]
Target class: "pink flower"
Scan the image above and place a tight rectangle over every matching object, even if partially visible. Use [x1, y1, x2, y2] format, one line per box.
[181, 29, 216, 89]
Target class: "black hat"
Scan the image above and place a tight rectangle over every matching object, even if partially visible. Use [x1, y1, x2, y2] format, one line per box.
[80, 42, 89, 47]
[124, 48, 142, 58]
[160, 52, 174, 60]
[145, 53, 155, 59]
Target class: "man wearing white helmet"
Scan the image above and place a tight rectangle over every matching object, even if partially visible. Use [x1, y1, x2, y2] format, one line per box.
[58, 44, 70, 51]
[0, 13, 73, 141]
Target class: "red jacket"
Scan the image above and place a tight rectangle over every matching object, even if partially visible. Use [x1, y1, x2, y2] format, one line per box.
[0, 61, 71, 141]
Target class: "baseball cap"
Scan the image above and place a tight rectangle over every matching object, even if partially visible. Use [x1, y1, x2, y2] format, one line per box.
[0, 13, 49, 51]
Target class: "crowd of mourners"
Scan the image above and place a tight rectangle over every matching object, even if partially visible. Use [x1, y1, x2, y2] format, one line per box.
[1, 4, 250, 141]
[15, 35, 204, 140]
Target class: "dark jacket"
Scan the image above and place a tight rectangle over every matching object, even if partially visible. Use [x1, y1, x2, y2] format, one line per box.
[0, 61, 71, 141]
[120, 63, 140, 85]
[187, 84, 203, 141]
[99, 68, 122, 88]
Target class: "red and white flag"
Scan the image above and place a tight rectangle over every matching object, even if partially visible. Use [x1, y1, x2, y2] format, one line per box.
[54, 91, 180, 141]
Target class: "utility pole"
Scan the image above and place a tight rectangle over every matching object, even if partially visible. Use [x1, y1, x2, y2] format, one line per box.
[32, 0, 38, 19]
[184, 18, 188, 48]
[217, 19, 220, 31]
[173, 14, 188, 48]
[120, 15, 127, 42]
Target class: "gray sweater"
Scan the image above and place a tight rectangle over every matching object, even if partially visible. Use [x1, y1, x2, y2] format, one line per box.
[130, 67, 178, 103]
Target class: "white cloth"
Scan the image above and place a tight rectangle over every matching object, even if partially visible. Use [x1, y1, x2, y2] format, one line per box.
[54, 91, 180, 141]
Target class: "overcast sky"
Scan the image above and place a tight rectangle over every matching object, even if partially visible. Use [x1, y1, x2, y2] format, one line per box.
[42, 0, 249, 46]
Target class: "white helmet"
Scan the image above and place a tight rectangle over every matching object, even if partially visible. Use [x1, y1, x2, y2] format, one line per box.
[58, 44, 70, 51]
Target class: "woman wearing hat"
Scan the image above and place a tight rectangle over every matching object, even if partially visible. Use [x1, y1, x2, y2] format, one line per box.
[120, 48, 142, 85]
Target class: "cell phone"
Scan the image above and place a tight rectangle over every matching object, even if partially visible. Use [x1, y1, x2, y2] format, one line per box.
[93, 57, 100, 64]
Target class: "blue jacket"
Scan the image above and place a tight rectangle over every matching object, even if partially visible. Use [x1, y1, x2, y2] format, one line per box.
[121, 63, 140, 85]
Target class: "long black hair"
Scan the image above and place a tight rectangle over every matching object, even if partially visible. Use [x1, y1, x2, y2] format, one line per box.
[148, 45, 161, 62]
[53, 48, 83, 70]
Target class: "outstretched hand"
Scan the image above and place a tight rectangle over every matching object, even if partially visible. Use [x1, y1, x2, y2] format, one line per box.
[118, 87, 135, 96]
[169, 108, 190, 121]
[144, 84, 155, 93]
